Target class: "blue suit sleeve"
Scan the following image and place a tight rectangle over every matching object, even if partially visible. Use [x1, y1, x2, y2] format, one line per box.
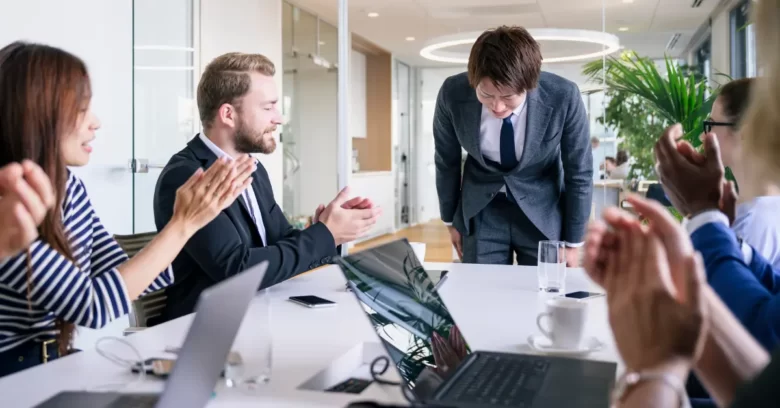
[691, 222, 780, 350]
[747, 246, 780, 294]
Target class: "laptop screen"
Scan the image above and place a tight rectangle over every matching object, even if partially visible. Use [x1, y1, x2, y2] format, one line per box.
[337, 238, 472, 399]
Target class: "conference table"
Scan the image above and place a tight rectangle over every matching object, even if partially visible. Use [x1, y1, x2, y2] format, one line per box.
[0, 263, 621, 407]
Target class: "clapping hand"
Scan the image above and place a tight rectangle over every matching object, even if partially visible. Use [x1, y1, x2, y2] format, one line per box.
[655, 124, 724, 217]
[602, 215, 708, 374]
[318, 187, 382, 245]
[0, 161, 56, 260]
[172, 155, 256, 236]
[584, 194, 709, 379]
[313, 195, 374, 224]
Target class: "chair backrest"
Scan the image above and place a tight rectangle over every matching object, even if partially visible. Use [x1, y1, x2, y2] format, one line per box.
[113, 232, 167, 327]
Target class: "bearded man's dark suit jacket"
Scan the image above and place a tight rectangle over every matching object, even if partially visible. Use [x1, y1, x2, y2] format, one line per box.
[153, 136, 337, 322]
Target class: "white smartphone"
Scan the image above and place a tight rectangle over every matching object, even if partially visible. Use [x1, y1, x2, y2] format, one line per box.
[288, 295, 336, 308]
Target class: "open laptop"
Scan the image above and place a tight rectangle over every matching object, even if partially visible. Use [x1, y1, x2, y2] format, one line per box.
[35, 262, 269, 408]
[336, 239, 616, 408]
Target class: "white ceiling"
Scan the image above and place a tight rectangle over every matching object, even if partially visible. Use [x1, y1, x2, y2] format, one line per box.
[285, 0, 718, 67]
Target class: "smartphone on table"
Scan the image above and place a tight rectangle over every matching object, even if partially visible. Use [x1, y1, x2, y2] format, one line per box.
[564, 291, 604, 300]
[288, 295, 336, 308]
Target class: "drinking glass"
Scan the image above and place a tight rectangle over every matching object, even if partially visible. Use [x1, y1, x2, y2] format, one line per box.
[537, 240, 566, 294]
[225, 288, 273, 388]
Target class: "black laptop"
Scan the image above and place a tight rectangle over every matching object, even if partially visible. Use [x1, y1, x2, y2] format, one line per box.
[336, 239, 616, 408]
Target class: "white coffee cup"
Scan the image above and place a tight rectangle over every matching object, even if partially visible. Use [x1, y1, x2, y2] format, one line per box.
[536, 297, 587, 349]
[410, 242, 426, 262]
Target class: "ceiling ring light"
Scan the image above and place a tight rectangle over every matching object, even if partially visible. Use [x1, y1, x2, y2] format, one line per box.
[420, 28, 621, 64]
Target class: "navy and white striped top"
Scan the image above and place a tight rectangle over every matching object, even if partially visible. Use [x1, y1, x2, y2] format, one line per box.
[0, 172, 173, 353]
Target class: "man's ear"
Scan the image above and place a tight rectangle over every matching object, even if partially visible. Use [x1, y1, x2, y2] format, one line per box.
[217, 103, 237, 129]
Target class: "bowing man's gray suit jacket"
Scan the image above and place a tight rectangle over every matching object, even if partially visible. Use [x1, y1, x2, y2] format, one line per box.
[433, 71, 593, 246]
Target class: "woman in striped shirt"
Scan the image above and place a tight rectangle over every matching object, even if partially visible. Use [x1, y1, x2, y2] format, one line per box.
[0, 42, 256, 377]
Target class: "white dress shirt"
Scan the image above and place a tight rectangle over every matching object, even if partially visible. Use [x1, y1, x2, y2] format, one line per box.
[199, 133, 267, 245]
[479, 99, 528, 168]
[684, 210, 752, 264]
[733, 196, 780, 269]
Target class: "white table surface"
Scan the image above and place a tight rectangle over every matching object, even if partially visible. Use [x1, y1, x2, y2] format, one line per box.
[0, 263, 621, 407]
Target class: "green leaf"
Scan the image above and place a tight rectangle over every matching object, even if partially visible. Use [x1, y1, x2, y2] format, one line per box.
[584, 52, 719, 179]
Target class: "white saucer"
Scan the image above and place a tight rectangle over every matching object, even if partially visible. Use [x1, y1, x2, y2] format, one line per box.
[527, 335, 605, 357]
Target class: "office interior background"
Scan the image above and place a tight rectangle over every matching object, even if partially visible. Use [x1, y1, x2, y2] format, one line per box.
[0, 0, 756, 349]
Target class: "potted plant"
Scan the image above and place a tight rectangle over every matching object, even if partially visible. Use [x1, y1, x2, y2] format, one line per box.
[582, 52, 727, 218]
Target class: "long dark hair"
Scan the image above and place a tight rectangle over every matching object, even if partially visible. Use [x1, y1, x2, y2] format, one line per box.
[0, 41, 92, 356]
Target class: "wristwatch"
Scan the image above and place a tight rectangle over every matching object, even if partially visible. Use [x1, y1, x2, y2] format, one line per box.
[611, 371, 690, 408]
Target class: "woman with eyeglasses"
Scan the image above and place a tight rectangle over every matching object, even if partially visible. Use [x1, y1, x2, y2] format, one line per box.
[584, 0, 780, 406]
[701, 78, 780, 270]
[0, 41, 255, 377]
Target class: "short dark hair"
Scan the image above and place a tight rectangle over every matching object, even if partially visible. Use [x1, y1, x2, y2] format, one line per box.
[467, 26, 542, 94]
[604, 156, 616, 164]
[719, 78, 754, 128]
[616, 150, 629, 166]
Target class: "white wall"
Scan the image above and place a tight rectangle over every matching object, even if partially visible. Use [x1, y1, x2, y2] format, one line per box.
[0, 0, 135, 235]
[417, 67, 464, 223]
[349, 172, 396, 244]
[201, 0, 284, 203]
[710, 5, 733, 79]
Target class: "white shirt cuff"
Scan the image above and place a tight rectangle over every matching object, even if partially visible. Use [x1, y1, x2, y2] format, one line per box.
[684, 210, 752, 264]
[742, 242, 753, 265]
[442, 221, 453, 226]
[684, 210, 729, 235]
[565, 242, 584, 248]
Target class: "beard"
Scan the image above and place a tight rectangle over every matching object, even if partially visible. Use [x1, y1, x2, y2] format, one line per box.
[234, 119, 277, 154]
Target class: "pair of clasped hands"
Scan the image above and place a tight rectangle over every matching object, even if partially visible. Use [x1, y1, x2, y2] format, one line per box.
[585, 124, 739, 385]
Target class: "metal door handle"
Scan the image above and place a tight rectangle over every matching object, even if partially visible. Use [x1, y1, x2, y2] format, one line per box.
[283, 149, 301, 181]
[129, 158, 166, 173]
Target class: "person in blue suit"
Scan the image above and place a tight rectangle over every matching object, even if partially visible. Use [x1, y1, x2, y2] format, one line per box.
[655, 124, 780, 405]
[656, 125, 780, 351]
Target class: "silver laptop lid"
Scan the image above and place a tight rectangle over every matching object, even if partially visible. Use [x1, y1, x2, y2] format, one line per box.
[336, 239, 471, 401]
[156, 262, 268, 408]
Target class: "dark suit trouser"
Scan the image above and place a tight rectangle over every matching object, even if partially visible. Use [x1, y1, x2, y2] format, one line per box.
[461, 193, 548, 266]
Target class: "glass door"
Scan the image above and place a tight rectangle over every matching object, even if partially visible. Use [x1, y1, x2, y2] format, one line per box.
[281, 2, 339, 226]
[131, 0, 199, 232]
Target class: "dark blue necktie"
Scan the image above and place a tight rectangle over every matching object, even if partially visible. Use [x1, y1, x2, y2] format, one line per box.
[500, 114, 518, 170]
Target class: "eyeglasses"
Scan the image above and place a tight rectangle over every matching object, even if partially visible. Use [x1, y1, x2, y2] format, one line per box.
[703, 120, 735, 134]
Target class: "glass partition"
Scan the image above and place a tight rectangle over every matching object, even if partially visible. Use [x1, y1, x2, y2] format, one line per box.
[281, 2, 339, 225]
[132, 0, 198, 232]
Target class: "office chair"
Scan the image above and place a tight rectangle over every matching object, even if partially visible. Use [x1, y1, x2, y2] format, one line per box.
[113, 232, 168, 334]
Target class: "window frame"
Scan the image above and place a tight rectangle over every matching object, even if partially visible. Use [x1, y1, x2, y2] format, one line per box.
[730, 0, 751, 79]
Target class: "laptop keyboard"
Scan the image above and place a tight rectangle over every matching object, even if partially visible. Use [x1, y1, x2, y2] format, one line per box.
[443, 354, 550, 407]
[108, 395, 159, 408]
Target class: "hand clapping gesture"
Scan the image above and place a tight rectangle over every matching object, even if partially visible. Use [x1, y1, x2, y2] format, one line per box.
[0, 161, 56, 260]
[172, 155, 256, 235]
